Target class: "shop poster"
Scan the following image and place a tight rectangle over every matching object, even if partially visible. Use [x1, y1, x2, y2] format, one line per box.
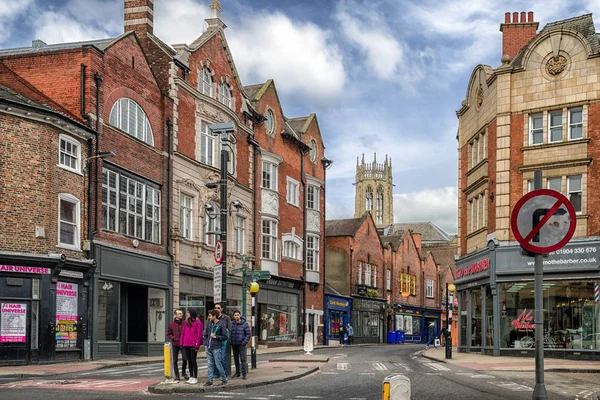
[404, 315, 413, 335]
[0, 303, 27, 343]
[56, 282, 78, 348]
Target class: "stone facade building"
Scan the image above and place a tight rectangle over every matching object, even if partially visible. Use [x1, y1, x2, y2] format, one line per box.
[456, 12, 600, 358]
[354, 154, 394, 228]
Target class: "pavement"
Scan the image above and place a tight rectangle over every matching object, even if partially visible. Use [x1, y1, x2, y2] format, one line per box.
[423, 346, 600, 373]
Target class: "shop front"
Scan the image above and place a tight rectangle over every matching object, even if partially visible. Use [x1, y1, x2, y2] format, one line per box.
[93, 243, 171, 358]
[256, 277, 302, 346]
[0, 253, 95, 365]
[324, 294, 352, 345]
[351, 296, 385, 344]
[456, 239, 600, 360]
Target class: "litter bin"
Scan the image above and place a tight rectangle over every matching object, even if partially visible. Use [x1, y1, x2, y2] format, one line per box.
[396, 330, 405, 343]
[387, 330, 397, 344]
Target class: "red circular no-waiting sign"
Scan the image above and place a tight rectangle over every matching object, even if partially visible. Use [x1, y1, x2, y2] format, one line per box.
[510, 189, 576, 254]
[214, 240, 223, 264]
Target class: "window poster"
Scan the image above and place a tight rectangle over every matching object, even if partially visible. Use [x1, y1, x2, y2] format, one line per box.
[404, 315, 413, 335]
[395, 315, 404, 331]
[56, 282, 78, 348]
[0, 303, 27, 342]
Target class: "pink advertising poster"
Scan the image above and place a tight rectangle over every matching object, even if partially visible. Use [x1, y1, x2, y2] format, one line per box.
[56, 282, 78, 348]
[0, 303, 27, 343]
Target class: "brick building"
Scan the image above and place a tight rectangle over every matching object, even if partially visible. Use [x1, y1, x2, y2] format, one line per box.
[456, 12, 600, 358]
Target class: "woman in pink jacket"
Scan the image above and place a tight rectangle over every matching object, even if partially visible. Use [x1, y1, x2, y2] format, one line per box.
[180, 308, 203, 384]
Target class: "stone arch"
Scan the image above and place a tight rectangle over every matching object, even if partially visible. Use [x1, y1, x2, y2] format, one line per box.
[521, 28, 592, 71]
[464, 64, 493, 109]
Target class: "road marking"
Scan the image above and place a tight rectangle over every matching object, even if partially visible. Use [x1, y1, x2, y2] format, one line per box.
[321, 372, 339, 375]
[425, 372, 442, 375]
[204, 396, 233, 399]
[392, 363, 413, 372]
[372, 363, 387, 371]
[337, 362, 349, 371]
[455, 372, 495, 378]
[295, 397, 322, 399]
[492, 382, 533, 392]
[425, 363, 450, 371]
[359, 373, 375, 375]
[332, 354, 347, 359]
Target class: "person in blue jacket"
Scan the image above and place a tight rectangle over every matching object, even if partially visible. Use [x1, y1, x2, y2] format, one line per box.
[203, 309, 228, 386]
[230, 310, 251, 379]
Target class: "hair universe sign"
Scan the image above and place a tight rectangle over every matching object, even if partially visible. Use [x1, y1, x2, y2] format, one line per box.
[0, 303, 27, 342]
[0, 265, 51, 274]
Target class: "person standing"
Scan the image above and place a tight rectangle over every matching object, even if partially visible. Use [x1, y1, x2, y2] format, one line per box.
[339, 323, 347, 346]
[230, 310, 250, 379]
[180, 308, 203, 384]
[203, 309, 228, 386]
[215, 303, 231, 376]
[347, 323, 354, 345]
[426, 322, 437, 350]
[167, 309, 188, 382]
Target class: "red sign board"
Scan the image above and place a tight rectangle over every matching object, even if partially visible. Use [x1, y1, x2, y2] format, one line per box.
[214, 240, 223, 264]
[510, 189, 576, 254]
[456, 258, 490, 278]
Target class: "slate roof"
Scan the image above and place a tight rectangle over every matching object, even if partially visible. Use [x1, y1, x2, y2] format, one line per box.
[288, 117, 309, 134]
[243, 84, 263, 100]
[326, 217, 364, 237]
[0, 84, 47, 109]
[384, 222, 452, 243]
[512, 14, 599, 67]
[380, 235, 403, 250]
[0, 38, 114, 57]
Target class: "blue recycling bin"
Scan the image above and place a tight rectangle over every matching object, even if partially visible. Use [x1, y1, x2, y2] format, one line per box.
[387, 331, 397, 344]
[396, 330, 405, 343]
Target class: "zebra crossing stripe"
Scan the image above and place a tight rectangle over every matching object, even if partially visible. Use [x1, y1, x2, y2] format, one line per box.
[425, 363, 450, 371]
[372, 362, 387, 371]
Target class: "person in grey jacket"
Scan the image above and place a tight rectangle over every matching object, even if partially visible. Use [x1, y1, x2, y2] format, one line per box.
[202, 309, 228, 386]
[230, 310, 250, 379]
[215, 303, 231, 375]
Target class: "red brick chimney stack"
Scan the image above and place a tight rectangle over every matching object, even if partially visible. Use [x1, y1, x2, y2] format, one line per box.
[500, 11, 539, 61]
[124, 0, 154, 37]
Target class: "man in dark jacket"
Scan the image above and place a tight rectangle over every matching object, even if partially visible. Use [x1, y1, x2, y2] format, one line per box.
[230, 310, 250, 379]
[203, 309, 228, 386]
[167, 309, 187, 382]
[215, 303, 231, 375]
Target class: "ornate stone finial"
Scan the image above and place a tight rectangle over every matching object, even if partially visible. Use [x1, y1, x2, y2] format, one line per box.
[210, 0, 223, 18]
[501, 54, 511, 65]
[362, 153, 365, 165]
[373, 152, 377, 165]
[546, 55, 567, 76]
[476, 84, 484, 109]
[357, 156, 359, 167]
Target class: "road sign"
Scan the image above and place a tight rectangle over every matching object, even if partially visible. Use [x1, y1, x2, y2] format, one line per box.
[510, 189, 576, 254]
[214, 240, 223, 264]
[213, 266, 222, 303]
[249, 271, 271, 281]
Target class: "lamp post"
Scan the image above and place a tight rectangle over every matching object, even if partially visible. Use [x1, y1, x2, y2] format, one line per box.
[445, 283, 456, 359]
[249, 281, 259, 369]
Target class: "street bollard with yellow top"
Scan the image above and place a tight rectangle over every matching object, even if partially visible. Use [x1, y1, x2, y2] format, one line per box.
[164, 342, 171, 379]
[382, 374, 411, 400]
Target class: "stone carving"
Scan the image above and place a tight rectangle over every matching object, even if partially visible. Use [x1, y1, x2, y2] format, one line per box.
[546, 55, 567, 76]
[307, 210, 320, 232]
[261, 190, 279, 215]
[476, 84, 484, 109]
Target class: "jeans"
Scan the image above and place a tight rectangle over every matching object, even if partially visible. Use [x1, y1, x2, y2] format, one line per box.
[427, 335, 436, 347]
[207, 347, 227, 383]
[171, 345, 188, 378]
[182, 347, 198, 378]
[232, 344, 247, 377]
[348, 335, 353, 345]
[221, 345, 227, 375]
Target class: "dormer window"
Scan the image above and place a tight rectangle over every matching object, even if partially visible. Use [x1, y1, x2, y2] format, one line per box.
[200, 68, 213, 97]
[219, 83, 231, 108]
[109, 98, 154, 146]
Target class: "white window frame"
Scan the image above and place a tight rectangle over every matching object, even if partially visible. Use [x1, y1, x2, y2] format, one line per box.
[365, 263, 371, 286]
[529, 113, 543, 145]
[235, 215, 245, 254]
[307, 185, 319, 210]
[219, 83, 231, 108]
[283, 240, 300, 260]
[306, 235, 319, 271]
[474, 196, 480, 230]
[549, 110, 563, 143]
[261, 219, 278, 261]
[200, 68, 212, 97]
[262, 161, 278, 191]
[569, 107, 583, 140]
[109, 98, 154, 146]
[58, 135, 81, 174]
[309, 139, 317, 162]
[547, 177, 562, 192]
[102, 169, 118, 232]
[386, 269, 391, 291]
[426, 279, 434, 298]
[200, 121, 214, 166]
[358, 262, 362, 285]
[204, 212, 220, 246]
[373, 265, 377, 288]
[286, 177, 299, 206]
[527, 180, 534, 193]
[180, 193, 193, 240]
[58, 193, 80, 250]
[567, 175, 582, 214]
[145, 186, 161, 243]
[469, 199, 474, 233]
[474, 137, 479, 164]
[481, 192, 487, 228]
[481, 133, 487, 161]
[265, 109, 275, 135]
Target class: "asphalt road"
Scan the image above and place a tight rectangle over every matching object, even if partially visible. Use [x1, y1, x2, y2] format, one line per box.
[0, 345, 596, 399]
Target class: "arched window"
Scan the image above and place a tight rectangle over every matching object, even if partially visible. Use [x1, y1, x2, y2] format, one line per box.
[219, 83, 231, 108]
[200, 68, 212, 96]
[109, 98, 154, 146]
[376, 186, 384, 224]
[265, 109, 275, 135]
[309, 139, 317, 162]
[365, 186, 373, 211]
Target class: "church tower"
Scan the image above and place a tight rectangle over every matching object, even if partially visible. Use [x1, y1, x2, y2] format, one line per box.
[354, 153, 394, 227]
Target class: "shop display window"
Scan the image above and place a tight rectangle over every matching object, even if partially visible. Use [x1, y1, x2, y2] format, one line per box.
[485, 286, 494, 347]
[352, 310, 380, 337]
[471, 288, 482, 346]
[460, 291, 467, 346]
[97, 280, 119, 341]
[259, 303, 298, 342]
[148, 288, 166, 342]
[499, 280, 599, 350]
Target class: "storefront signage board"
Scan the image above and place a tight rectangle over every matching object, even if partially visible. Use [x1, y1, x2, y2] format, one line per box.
[213, 266, 222, 303]
[0, 265, 50, 274]
[0, 303, 27, 342]
[56, 282, 78, 348]
[511, 189, 576, 254]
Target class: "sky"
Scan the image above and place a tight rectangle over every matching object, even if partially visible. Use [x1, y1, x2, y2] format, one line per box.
[1, 0, 599, 234]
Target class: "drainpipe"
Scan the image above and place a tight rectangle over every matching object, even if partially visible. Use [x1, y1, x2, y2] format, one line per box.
[166, 118, 173, 257]
[301, 145, 307, 336]
[80, 64, 89, 122]
[247, 135, 260, 272]
[93, 72, 103, 231]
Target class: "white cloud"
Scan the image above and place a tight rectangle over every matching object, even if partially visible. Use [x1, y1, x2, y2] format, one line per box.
[394, 187, 458, 234]
[33, 11, 113, 44]
[154, 0, 209, 45]
[227, 12, 346, 102]
[0, 0, 34, 43]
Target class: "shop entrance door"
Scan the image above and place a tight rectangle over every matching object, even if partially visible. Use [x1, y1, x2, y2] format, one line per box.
[0, 300, 30, 364]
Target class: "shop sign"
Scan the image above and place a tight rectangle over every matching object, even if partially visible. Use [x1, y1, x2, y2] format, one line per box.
[180, 300, 204, 307]
[512, 309, 535, 331]
[56, 282, 78, 348]
[395, 307, 422, 316]
[265, 278, 302, 290]
[328, 298, 349, 308]
[213, 266, 222, 303]
[456, 258, 490, 278]
[356, 284, 367, 296]
[0, 303, 27, 342]
[59, 270, 84, 279]
[353, 298, 382, 312]
[0, 265, 51, 274]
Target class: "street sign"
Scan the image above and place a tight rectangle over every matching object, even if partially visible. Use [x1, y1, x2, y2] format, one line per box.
[510, 189, 576, 254]
[213, 266, 222, 303]
[249, 271, 271, 281]
[214, 240, 223, 264]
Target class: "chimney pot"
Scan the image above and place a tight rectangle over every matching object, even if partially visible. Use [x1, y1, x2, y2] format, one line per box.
[528, 11, 534, 22]
[512, 12, 518, 23]
[505, 12, 511, 23]
[501, 11, 539, 62]
[520, 12, 526, 23]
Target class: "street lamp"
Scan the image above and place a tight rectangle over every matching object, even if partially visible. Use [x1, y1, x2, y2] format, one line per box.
[445, 283, 456, 359]
[249, 281, 260, 369]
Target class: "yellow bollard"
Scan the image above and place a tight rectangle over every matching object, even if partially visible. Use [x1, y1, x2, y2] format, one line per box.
[164, 342, 171, 379]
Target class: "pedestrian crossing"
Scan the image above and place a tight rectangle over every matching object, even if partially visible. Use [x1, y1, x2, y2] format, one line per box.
[75, 362, 207, 377]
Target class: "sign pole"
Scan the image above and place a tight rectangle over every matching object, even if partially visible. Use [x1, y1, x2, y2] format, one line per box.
[532, 170, 547, 400]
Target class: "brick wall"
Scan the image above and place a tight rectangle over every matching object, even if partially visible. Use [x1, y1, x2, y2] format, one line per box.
[392, 233, 422, 307]
[422, 254, 438, 309]
[587, 103, 600, 235]
[509, 114, 524, 241]
[351, 216, 384, 297]
[487, 119, 497, 233]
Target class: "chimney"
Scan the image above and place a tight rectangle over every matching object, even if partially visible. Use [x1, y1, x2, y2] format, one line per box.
[500, 11, 538, 62]
[124, 0, 154, 37]
[206, 1, 227, 31]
